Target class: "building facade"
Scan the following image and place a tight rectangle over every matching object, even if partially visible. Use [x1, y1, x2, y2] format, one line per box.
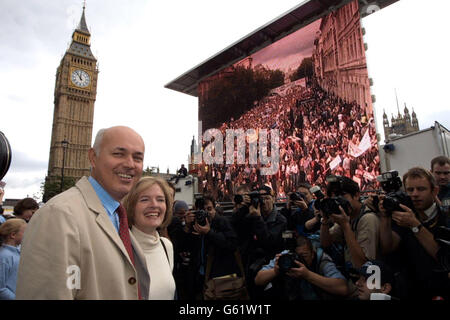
[312, 0, 372, 114]
[46, 6, 98, 188]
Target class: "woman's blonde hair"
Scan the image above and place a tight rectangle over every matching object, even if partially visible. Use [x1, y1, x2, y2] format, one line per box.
[123, 176, 174, 230]
[0, 218, 26, 245]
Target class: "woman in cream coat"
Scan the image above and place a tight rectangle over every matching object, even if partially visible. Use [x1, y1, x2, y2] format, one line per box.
[123, 176, 176, 300]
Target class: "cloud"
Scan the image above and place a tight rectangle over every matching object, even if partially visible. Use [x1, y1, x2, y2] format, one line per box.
[8, 149, 48, 173]
[251, 19, 321, 71]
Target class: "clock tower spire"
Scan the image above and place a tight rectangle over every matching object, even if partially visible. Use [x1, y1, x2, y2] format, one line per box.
[44, 4, 99, 201]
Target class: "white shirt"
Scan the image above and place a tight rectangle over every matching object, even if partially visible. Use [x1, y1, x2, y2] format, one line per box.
[131, 226, 176, 300]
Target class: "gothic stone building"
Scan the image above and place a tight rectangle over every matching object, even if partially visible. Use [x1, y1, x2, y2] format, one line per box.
[46, 6, 98, 195]
[383, 104, 419, 138]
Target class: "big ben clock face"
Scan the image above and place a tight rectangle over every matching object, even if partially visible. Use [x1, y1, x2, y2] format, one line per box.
[71, 69, 91, 88]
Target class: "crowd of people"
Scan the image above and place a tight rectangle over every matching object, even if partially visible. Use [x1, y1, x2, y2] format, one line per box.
[0, 125, 449, 301]
[197, 79, 380, 203]
[169, 156, 450, 301]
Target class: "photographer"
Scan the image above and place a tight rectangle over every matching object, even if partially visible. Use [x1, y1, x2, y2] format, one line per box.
[182, 194, 240, 299]
[379, 167, 450, 299]
[354, 260, 396, 300]
[281, 183, 316, 235]
[319, 176, 380, 297]
[254, 236, 348, 300]
[230, 185, 287, 299]
[431, 156, 450, 215]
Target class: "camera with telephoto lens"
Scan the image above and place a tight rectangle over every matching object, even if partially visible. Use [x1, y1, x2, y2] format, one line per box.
[0, 131, 12, 181]
[316, 197, 352, 218]
[377, 171, 416, 215]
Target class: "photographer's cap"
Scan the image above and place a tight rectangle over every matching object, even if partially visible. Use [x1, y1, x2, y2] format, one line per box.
[259, 185, 273, 196]
[174, 200, 189, 213]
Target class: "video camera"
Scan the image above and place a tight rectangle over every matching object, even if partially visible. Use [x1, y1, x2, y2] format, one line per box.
[376, 170, 416, 215]
[0, 131, 12, 181]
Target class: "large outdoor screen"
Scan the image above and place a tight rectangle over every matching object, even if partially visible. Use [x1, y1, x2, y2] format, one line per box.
[195, 0, 380, 201]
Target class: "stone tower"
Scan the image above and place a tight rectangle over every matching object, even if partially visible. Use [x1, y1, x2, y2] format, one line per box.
[46, 5, 98, 189]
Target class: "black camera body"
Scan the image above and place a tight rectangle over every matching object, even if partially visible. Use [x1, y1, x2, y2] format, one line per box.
[376, 171, 416, 215]
[310, 186, 325, 201]
[234, 194, 244, 205]
[316, 196, 352, 218]
[278, 252, 305, 274]
[194, 193, 205, 211]
[382, 190, 415, 214]
[0, 131, 12, 181]
[377, 170, 402, 193]
[233, 191, 262, 208]
[194, 209, 209, 226]
[325, 175, 345, 197]
[290, 192, 306, 202]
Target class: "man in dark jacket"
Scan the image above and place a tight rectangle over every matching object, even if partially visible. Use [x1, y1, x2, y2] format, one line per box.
[231, 185, 287, 299]
[431, 156, 450, 215]
[176, 194, 239, 299]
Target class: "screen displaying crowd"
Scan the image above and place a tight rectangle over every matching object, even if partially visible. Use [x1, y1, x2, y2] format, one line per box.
[197, 0, 380, 201]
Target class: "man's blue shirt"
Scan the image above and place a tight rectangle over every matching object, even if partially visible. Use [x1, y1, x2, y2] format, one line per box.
[88, 176, 120, 232]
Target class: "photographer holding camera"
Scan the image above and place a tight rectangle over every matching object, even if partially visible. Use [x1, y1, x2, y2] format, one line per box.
[280, 183, 316, 234]
[319, 175, 380, 297]
[379, 167, 450, 299]
[230, 184, 287, 299]
[431, 156, 450, 215]
[181, 194, 241, 299]
[255, 235, 348, 300]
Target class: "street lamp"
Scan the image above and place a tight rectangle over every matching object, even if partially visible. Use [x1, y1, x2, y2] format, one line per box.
[60, 139, 69, 193]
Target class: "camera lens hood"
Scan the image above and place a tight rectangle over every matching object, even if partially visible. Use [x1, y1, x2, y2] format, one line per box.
[0, 131, 12, 181]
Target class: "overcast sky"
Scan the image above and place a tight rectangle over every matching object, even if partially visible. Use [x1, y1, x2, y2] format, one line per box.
[1, 0, 449, 201]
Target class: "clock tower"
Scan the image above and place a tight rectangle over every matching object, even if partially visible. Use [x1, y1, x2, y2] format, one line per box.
[45, 5, 98, 199]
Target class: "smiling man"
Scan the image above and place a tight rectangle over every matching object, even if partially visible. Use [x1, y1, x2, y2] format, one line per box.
[16, 126, 150, 299]
[379, 167, 450, 299]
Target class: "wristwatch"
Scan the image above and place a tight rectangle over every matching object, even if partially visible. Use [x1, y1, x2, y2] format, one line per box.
[411, 224, 423, 234]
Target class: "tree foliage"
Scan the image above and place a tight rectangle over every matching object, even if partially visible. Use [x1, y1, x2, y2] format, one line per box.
[290, 57, 314, 82]
[200, 65, 285, 129]
[42, 176, 76, 203]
